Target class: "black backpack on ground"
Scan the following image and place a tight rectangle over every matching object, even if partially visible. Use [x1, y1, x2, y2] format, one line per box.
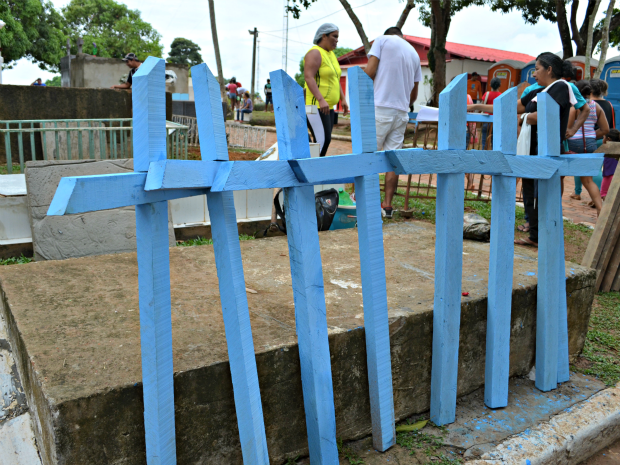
[269, 188, 339, 235]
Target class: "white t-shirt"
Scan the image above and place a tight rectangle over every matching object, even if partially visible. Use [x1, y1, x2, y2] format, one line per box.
[368, 35, 422, 113]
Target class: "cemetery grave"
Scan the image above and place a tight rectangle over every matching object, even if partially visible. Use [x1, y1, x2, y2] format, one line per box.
[0, 56, 605, 464]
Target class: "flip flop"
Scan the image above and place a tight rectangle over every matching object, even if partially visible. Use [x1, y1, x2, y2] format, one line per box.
[514, 238, 538, 248]
[517, 223, 530, 232]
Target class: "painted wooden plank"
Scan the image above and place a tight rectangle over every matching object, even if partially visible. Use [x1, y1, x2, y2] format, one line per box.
[270, 70, 311, 161]
[206, 191, 270, 464]
[492, 88, 517, 155]
[191, 63, 229, 161]
[193, 61, 269, 462]
[348, 66, 395, 451]
[485, 87, 517, 408]
[132, 57, 167, 172]
[430, 73, 466, 426]
[386, 149, 511, 175]
[47, 173, 207, 215]
[273, 70, 339, 464]
[135, 200, 177, 465]
[289, 152, 393, 183]
[438, 73, 467, 151]
[283, 185, 338, 464]
[354, 174, 396, 451]
[131, 54, 177, 465]
[348, 66, 377, 154]
[145, 160, 220, 190]
[536, 93, 562, 390]
[502, 156, 561, 179]
[556, 156, 604, 176]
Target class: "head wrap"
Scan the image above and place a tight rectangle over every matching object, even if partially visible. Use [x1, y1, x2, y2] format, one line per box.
[313, 23, 339, 45]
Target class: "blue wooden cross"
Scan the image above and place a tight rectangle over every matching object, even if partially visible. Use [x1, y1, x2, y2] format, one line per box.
[47, 58, 603, 464]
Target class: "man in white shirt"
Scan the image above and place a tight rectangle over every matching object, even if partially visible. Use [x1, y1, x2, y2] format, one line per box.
[365, 26, 422, 218]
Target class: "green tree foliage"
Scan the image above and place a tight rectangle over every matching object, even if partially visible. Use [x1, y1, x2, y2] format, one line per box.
[0, 0, 66, 71]
[167, 37, 203, 67]
[294, 47, 352, 88]
[45, 75, 62, 86]
[62, 0, 163, 60]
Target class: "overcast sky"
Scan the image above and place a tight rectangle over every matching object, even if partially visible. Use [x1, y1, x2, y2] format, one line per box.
[1, 0, 615, 87]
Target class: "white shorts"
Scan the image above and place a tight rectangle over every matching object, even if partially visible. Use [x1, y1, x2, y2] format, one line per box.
[375, 106, 410, 151]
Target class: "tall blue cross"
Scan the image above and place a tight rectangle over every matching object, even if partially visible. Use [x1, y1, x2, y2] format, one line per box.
[48, 58, 602, 464]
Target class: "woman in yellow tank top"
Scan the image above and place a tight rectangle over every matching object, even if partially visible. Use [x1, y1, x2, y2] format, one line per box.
[304, 23, 349, 156]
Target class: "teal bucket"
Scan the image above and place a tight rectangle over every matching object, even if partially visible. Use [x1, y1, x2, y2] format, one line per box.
[330, 204, 357, 230]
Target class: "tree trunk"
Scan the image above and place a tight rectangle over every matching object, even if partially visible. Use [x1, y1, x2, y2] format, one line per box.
[595, 0, 616, 77]
[429, 0, 451, 107]
[338, 0, 371, 53]
[585, 0, 602, 79]
[556, 0, 574, 58]
[570, 0, 587, 55]
[207, 0, 226, 101]
[396, 0, 415, 30]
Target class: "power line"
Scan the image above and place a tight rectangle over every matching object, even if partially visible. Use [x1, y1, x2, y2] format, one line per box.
[263, 0, 377, 33]
[260, 31, 314, 47]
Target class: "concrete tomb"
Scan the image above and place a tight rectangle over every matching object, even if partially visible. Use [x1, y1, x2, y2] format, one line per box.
[0, 223, 596, 464]
[25, 159, 175, 261]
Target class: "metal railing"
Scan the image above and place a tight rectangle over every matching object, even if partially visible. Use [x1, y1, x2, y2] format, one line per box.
[1, 118, 190, 174]
[172, 115, 268, 151]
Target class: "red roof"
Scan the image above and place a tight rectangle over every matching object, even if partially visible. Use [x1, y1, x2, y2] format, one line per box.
[338, 35, 536, 66]
[404, 36, 536, 63]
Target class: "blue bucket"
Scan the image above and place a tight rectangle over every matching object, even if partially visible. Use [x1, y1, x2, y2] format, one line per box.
[330, 204, 357, 230]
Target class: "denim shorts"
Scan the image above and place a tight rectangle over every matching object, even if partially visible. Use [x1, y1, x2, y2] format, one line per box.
[567, 137, 598, 154]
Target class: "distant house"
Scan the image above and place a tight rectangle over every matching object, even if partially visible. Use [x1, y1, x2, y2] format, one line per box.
[337, 35, 536, 112]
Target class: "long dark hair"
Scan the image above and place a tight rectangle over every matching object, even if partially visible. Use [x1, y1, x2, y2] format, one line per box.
[536, 52, 572, 80]
[575, 80, 592, 98]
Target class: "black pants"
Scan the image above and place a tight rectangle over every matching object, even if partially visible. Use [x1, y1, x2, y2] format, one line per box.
[522, 178, 538, 243]
[307, 109, 335, 157]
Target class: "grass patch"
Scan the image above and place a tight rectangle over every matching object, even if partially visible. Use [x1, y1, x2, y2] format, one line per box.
[0, 164, 23, 175]
[574, 292, 620, 386]
[247, 111, 275, 127]
[0, 255, 33, 265]
[396, 426, 462, 464]
[337, 439, 365, 464]
[177, 234, 255, 247]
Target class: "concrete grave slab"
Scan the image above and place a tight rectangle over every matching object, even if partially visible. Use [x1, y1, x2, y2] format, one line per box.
[25, 159, 175, 261]
[0, 222, 596, 464]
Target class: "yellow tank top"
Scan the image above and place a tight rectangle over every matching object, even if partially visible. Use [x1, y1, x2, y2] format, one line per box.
[303, 45, 342, 107]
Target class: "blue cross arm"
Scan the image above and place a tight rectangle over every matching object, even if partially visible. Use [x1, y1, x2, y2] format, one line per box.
[557, 155, 604, 176]
[145, 160, 220, 190]
[387, 149, 512, 175]
[143, 159, 354, 192]
[288, 152, 393, 183]
[47, 172, 208, 216]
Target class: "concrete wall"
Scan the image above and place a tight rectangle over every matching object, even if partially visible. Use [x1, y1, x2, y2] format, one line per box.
[69, 54, 189, 94]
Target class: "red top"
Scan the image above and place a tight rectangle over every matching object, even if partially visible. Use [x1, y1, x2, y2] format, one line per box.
[227, 83, 238, 94]
[481, 91, 502, 114]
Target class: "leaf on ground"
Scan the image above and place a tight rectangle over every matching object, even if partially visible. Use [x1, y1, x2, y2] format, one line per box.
[395, 420, 428, 432]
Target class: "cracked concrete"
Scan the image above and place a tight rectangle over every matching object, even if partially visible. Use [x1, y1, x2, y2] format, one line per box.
[0, 310, 41, 464]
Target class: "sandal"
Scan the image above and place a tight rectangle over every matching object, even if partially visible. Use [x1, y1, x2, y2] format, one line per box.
[514, 238, 538, 248]
[517, 223, 530, 232]
[570, 194, 581, 200]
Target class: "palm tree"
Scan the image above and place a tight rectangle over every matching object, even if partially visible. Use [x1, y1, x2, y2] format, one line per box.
[208, 0, 226, 100]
